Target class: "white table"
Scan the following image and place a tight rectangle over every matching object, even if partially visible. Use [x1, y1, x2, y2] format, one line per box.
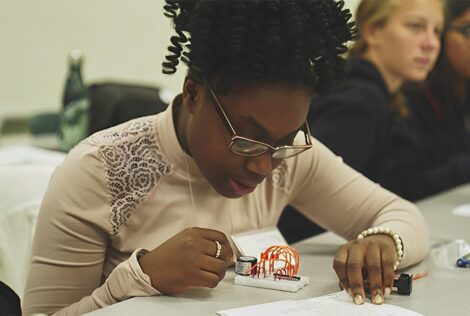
[415, 185, 470, 242]
[87, 185, 470, 316]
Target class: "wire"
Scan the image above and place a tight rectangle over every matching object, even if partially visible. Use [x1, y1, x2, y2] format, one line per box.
[183, 153, 197, 225]
[413, 271, 429, 280]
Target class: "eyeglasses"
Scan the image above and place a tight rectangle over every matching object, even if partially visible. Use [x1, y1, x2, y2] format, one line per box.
[448, 24, 470, 40]
[206, 81, 313, 159]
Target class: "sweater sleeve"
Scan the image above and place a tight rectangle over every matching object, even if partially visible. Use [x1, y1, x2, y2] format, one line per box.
[290, 138, 429, 268]
[22, 143, 158, 316]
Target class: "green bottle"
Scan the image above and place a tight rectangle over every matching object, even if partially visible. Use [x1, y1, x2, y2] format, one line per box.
[59, 49, 90, 152]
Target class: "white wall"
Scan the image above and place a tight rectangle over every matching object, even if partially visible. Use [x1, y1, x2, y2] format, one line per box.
[347, 0, 361, 14]
[0, 0, 359, 119]
[0, 0, 186, 118]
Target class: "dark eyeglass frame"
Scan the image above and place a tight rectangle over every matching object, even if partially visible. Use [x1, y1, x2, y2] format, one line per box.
[206, 81, 313, 159]
[448, 24, 470, 39]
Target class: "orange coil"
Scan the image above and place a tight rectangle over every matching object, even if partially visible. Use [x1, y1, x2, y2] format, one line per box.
[246, 245, 300, 280]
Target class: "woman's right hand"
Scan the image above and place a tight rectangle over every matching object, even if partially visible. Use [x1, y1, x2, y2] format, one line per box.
[138, 227, 235, 294]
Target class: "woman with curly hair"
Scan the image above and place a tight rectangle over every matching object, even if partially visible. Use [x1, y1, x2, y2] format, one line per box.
[23, 0, 428, 314]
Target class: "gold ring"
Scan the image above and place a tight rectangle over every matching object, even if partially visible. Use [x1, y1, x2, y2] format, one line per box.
[215, 240, 222, 259]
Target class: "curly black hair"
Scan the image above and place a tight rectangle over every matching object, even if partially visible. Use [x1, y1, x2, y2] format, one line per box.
[162, 0, 358, 95]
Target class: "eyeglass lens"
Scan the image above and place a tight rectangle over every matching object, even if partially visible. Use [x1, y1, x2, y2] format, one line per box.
[230, 138, 269, 157]
[230, 131, 308, 159]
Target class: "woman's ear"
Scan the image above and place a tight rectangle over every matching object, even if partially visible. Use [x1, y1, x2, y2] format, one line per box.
[362, 22, 383, 49]
[182, 77, 203, 113]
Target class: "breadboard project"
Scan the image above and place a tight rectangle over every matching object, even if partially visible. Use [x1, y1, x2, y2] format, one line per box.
[233, 245, 309, 292]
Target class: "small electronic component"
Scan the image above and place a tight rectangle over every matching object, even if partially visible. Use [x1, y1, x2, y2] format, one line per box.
[235, 256, 258, 275]
[456, 253, 470, 268]
[364, 273, 413, 296]
[392, 273, 413, 295]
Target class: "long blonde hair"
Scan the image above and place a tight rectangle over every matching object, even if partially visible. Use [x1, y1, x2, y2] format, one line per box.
[350, 0, 411, 116]
[349, 0, 404, 57]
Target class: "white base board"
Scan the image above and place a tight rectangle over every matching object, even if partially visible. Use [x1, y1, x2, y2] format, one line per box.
[234, 275, 309, 292]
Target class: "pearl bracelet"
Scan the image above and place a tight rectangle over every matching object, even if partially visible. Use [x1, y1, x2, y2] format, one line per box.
[357, 227, 403, 270]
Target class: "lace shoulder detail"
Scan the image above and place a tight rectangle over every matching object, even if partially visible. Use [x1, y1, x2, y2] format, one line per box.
[266, 160, 291, 193]
[89, 118, 172, 235]
[86, 117, 155, 146]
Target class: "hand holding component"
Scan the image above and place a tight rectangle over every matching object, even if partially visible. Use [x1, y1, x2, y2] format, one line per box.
[138, 227, 234, 294]
[333, 234, 397, 305]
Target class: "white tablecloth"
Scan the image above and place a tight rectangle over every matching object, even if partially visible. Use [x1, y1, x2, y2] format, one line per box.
[0, 145, 65, 298]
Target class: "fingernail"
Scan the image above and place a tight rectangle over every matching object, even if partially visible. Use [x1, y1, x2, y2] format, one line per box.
[232, 255, 237, 263]
[373, 293, 384, 304]
[384, 287, 391, 298]
[353, 294, 363, 305]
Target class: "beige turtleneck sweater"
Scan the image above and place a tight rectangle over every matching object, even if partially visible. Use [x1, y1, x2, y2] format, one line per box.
[23, 101, 428, 315]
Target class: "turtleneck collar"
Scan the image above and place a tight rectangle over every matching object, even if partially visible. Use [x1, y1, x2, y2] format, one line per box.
[157, 94, 205, 180]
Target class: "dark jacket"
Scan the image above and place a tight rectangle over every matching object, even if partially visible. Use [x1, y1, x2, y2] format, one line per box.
[309, 57, 470, 201]
[382, 84, 470, 201]
[279, 58, 392, 243]
[309, 58, 396, 184]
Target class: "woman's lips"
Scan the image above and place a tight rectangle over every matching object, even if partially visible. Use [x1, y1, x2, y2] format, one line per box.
[415, 57, 431, 66]
[227, 179, 257, 196]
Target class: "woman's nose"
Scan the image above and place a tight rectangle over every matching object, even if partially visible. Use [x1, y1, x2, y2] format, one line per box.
[246, 152, 274, 177]
[422, 27, 440, 52]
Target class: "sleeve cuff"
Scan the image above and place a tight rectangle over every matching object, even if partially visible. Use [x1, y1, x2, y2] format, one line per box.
[103, 248, 160, 301]
[130, 248, 161, 295]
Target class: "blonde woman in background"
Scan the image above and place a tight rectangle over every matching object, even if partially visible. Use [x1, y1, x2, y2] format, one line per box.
[307, 0, 444, 181]
[280, 0, 444, 244]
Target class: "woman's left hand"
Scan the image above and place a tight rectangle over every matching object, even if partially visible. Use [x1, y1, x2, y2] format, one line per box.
[333, 234, 398, 305]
